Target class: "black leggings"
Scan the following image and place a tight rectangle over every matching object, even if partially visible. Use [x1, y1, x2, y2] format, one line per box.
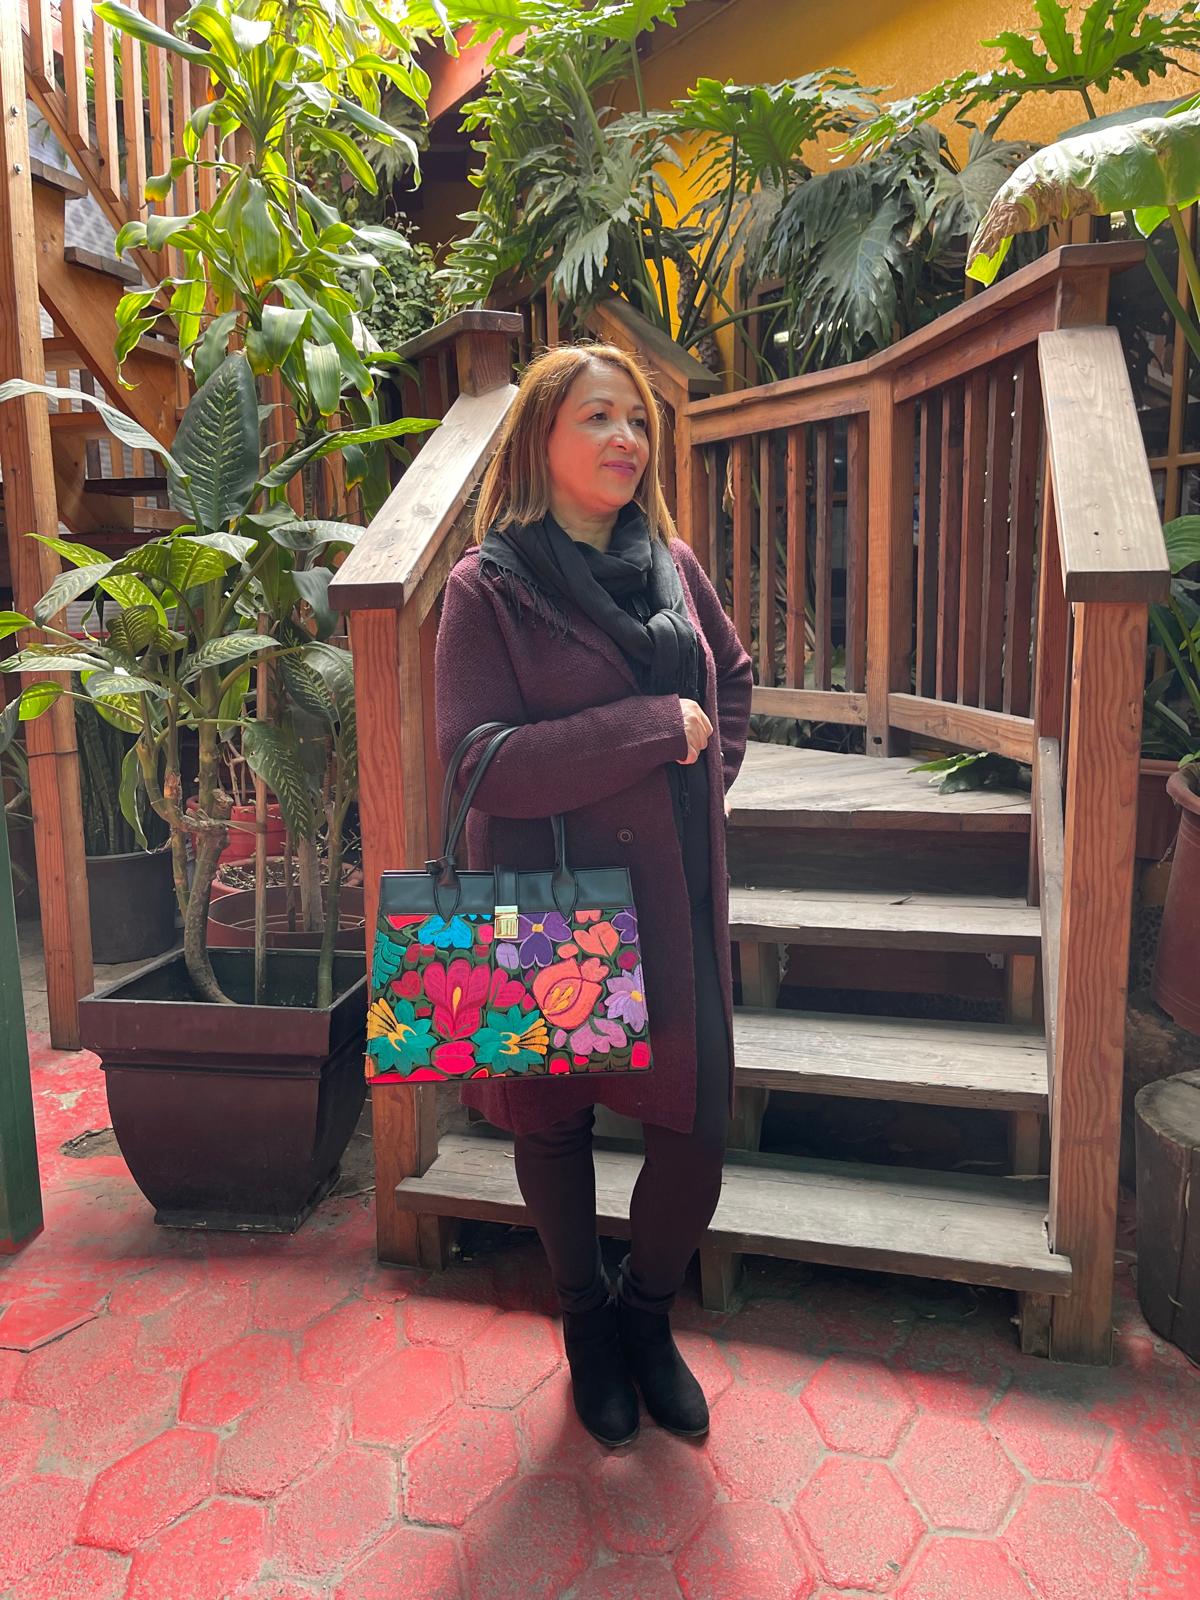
[512, 906, 731, 1316]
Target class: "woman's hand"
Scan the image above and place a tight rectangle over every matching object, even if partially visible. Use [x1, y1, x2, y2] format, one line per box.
[676, 698, 713, 765]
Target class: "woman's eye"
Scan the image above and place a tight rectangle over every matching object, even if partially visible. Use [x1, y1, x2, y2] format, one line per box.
[632, 418, 648, 430]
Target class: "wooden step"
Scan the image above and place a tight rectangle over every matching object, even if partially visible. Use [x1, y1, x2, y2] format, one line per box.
[30, 158, 86, 199]
[61, 246, 141, 286]
[733, 1008, 1048, 1111]
[396, 1134, 1072, 1296]
[728, 885, 1042, 952]
[46, 339, 175, 372]
[727, 743, 1031, 833]
[83, 476, 170, 497]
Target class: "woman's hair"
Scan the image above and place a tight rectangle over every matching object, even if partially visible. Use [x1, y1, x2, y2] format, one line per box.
[472, 342, 677, 544]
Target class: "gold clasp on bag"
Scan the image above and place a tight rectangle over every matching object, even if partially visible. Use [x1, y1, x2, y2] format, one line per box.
[494, 905, 519, 940]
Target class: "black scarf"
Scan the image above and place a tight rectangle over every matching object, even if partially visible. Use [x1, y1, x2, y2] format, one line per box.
[478, 503, 700, 701]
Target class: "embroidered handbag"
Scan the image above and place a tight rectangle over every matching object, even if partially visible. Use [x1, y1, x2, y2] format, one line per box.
[367, 721, 653, 1084]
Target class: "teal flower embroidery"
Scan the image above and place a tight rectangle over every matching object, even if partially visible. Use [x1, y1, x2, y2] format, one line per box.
[418, 913, 474, 950]
[371, 933, 405, 993]
[366, 996, 437, 1075]
[474, 1006, 550, 1074]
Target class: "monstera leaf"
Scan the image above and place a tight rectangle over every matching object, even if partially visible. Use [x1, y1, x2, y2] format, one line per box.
[967, 103, 1200, 284]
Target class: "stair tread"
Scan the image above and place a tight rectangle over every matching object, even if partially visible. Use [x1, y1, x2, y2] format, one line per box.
[728, 884, 1042, 950]
[61, 246, 142, 286]
[727, 743, 1031, 833]
[398, 1133, 1071, 1294]
[733, 1007, 1047, 1109]
[30, 158, 86, 198]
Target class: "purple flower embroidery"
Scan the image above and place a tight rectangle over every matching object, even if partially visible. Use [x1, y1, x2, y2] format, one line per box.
[518, 911, 572, 968]
[605, 964, 648, 1031]
[613, 908, 638, 944]
[495, 941, 521, 972]
[569, 1017, 628, 1058]
[552, 1028, 569, 1050]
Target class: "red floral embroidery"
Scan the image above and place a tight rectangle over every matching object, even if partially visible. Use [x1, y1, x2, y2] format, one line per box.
[574, 908, 602, 924]
[532, 959, 603, 1031]
[424, 958, 490, 1040]
[391, 970, 422, 1000]
[387, 913, 427, 931]
[631, 1041, 651, 1069]
[432, 1041, 477, 1076]
[575, 921, 619, 957]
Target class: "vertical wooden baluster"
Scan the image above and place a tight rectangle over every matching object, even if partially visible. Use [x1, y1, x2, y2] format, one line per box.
[957, 369, 987, 707]
[865, 379, 916, 754]
[122, 22, 149, 218]
[915, 395, 941, 698]
[545, 287, 559, 349]
[705, 443, 720, 582]
[731, 437, 752, 653]
[1005, 348, 1042, 717]
[814, 423, 833, 691]
[785, 426, 806, 687]
[676, 419, 704, 555]
[192, 62, 218, 214]
[28, 0, 56, 92]
[92, 13, 122, 205]
[60, 0, 90, 150]
[981, 362, 1016, 709]
[1032, 469, 1069, 747]
[936, 383, 963, 700]
[757, 433, 776, 685]
[432, 350, 450, 417]
[845, 412, 869, 696]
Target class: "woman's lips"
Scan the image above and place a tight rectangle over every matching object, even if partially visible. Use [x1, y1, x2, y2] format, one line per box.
[602, 460, 637, 475]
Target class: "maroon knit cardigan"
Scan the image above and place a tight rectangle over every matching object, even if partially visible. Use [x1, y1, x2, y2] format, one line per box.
[433, 536, 754, 1137]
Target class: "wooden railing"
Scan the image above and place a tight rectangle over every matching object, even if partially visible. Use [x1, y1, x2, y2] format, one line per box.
[329, 310, 521, 1269]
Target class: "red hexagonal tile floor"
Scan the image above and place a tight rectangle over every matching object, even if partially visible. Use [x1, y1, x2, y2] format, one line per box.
[1, 1032, 1198, 1598]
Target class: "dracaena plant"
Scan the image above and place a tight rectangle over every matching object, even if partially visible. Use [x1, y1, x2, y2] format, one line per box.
[0, 356, 434, 1010]
[98, 0, 450, 519]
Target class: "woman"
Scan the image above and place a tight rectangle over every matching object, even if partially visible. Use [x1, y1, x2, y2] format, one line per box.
[434, 343, 753, 1448]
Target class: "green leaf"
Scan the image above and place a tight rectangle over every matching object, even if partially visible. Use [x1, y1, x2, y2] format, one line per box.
[83, 669, 166, 701]
[258, 305, 309, 368]
[266, 519, 364, 552]
[169, 353, 260, 532]
[303, 340, 344, 417]
[106, 605, 162, 656]
[240, 181, 284, 293]
[229, 11, 271, 49]
[969, 104, 1200, 284]
[1163, 516, 1200, 575]
[242, 722, 314, 838]
[217, 666, 250, 735]
[0, 695, 20, 756]
[179, 633, 276, 683]
[32, 563, 115, 627]
[0, 380, 182, 476]
[94, 1, 212, 62]
[279, 652, 339, 724]
[0, 611, 32, 642]
[166, 538, 241, 591]
[18, 681, 64, 719]
[192, 310, 240, 388]
[292, 567, 336, 638]
[145, 212, 197, 251]
[119, 743, 148, 848]
[306, 125, 379, 193]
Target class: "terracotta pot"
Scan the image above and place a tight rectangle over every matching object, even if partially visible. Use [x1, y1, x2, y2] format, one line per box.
[1152, 769, 1200, 1034]
[206, 886, 365, 952]
[78, 949, 367, 1232]
[185, 799, 285, 865]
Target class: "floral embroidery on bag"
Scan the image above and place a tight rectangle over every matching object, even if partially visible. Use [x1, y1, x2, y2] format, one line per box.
[365, 905, 651, 1083]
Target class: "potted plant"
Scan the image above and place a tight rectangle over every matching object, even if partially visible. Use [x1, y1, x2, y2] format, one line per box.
[76, 695, 175, 964]
[0, 0, 444, 1230]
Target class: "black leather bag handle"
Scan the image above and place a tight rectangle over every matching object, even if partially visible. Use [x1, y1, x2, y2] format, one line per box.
[432, 722, 576, 921]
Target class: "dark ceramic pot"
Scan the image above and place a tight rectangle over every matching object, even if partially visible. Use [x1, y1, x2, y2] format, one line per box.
[86, 847, 176, 965]
[78, 949, 367, 1231]
[206, 887, 365, 952]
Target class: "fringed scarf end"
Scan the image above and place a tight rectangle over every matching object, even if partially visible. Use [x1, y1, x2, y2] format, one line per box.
[479, 559, 574, 642]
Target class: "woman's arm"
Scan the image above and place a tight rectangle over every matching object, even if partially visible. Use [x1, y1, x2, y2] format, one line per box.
[674, 541, 754, 794]
[435, 562, 689, 818]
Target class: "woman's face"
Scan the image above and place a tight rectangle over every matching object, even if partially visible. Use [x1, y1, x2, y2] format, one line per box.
[545, 361, 651, 527]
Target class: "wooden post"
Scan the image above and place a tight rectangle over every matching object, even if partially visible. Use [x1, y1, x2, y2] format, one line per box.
[0, 809, 42, 1253]
[1049, 602, 1147, 1363]
[865, 377, 915, 756]
[0, 22, 93, 1048]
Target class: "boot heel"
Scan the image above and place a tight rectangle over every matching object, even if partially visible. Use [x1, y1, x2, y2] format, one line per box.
[563, 1297, 640, 1448]
[617, 1299, 709, 1439]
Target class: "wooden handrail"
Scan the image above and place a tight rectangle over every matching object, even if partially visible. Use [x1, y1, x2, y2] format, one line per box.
[1038, 327, 1171, 604]
[329, 313, 520, 615]
[683, 244, 1145, 444]
[584, 296, 722, 406]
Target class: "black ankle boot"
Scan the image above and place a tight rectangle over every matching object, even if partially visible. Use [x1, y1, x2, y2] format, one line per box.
[562, 1297, 640, 1448]
[617, 1299, 709, 1438]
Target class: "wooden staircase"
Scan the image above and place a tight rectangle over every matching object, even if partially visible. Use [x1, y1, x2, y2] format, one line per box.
[330, 243, 1172, 1366]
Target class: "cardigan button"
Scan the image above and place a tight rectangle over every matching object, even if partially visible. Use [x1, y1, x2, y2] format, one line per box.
[616, 827, 635, 846]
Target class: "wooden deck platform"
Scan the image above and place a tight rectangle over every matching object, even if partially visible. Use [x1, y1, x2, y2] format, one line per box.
[726, 744, 1032, 832]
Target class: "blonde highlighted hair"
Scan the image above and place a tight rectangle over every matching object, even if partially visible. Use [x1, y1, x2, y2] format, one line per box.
[473, 343, 677, 545]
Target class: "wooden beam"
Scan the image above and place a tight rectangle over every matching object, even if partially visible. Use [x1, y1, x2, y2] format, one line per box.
[865, 378, 915, 756]
[0, 17, 92, 1047]
[1039, 328, 1171, 604]
[1049, 602, 1147, 1363]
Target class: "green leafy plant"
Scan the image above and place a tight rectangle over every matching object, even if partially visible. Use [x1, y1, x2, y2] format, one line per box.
[75, 694, 167, 857]
[1145, 515, 1200, 771]
[0, 362, 434, 1009]
[846, 0, 1200, 155]
[911, 750, 1033, 794]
